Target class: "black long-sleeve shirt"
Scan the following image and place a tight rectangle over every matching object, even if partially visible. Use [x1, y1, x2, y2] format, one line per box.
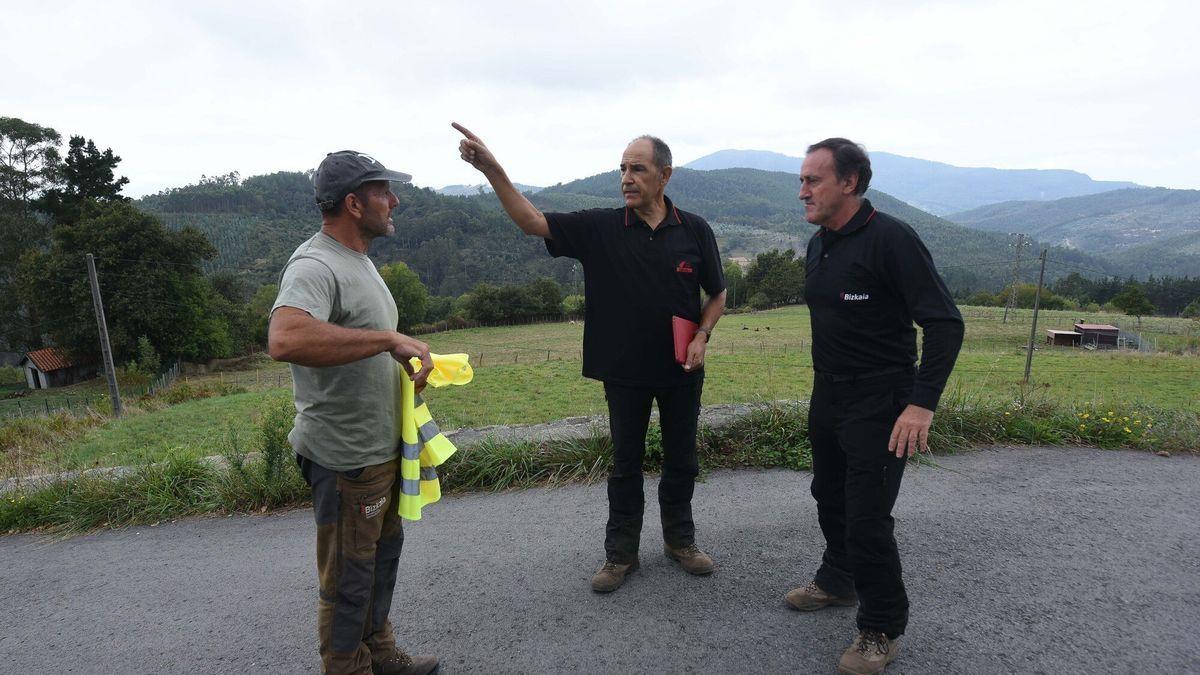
[804, 199, 964, 411]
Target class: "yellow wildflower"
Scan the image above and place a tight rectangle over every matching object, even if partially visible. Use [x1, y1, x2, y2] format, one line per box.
[1079, 424, 1086, 430]
[1134, 420, 1141, 425]
[1124, 427, 1132, 433]
[1081, 413, 1090, 419]
[1107, 411, 1114, 416]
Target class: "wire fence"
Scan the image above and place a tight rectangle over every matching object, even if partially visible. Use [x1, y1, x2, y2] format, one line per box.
[0, 361, 181, 421]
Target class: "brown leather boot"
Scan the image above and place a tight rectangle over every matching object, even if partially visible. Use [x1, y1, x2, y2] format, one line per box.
[371, 649, 440, 675]
[664, 543, 715, 575]
[784, 581, 858, 611]
[836, 630, 899, 675]
[591, 559, 639, 592]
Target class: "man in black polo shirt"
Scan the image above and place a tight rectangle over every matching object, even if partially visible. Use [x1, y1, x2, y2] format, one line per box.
[452, 122, 727, 593]
[786, 138, 963, 675]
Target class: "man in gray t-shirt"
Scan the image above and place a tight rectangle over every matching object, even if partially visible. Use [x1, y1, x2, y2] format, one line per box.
[269, 150, 438, 675]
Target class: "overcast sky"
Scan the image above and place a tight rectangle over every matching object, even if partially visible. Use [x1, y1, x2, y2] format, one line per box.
[5, 0, 1198, 197]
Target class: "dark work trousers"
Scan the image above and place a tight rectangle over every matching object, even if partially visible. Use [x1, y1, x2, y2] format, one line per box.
[603, 378, 704, 564]
[808, 369, 914, 639]
[298, 455, 405, 675]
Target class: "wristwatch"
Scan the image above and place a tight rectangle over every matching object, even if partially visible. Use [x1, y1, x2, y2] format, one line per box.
[696, 327, 711, 342]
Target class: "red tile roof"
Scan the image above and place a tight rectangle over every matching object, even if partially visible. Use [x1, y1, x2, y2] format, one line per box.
[24, 347, 79, 373]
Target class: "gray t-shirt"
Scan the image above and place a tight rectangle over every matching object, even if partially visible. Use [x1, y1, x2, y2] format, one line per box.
[272, 231, 400, 471]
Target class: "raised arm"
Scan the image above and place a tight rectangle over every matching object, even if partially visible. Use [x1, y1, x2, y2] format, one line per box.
[452, 122, 550, 238]
[268, 307, 434, 388]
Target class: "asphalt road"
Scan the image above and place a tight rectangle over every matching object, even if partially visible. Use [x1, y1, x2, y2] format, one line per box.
[2, 445, 1198, 674]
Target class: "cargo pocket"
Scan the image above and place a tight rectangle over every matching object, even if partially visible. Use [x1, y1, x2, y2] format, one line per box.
[340, 463, 394, 555]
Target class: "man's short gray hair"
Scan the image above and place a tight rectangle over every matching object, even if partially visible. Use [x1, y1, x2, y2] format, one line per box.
[631, 135, 673, 171]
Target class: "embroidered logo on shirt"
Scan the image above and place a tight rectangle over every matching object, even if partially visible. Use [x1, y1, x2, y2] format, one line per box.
[676, 261, 695, 274]
[841, 292, 870, 301]
[361, 495, 387, 519]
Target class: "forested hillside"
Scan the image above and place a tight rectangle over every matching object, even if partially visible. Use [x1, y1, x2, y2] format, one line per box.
[521, 167, 1122, 292]
[684, 149, 1140, 215]
[140, 165, 1173, 299]
[948, 188, 1200, 277]
[139, 172, 575, 296]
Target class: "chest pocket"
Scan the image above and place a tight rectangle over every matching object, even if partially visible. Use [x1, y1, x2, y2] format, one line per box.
[836, 267, 883, 311]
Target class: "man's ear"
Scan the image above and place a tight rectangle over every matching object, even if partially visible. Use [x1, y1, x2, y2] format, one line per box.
[842, 172, 859, 196]
[660, 165, 673, 186]
[344, 192, 364, 218]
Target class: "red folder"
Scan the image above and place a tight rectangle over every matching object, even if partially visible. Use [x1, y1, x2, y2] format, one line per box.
[672, 315, 698, 365]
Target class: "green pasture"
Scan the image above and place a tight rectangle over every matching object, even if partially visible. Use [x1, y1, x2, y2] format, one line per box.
[4, 305, 1197, 477]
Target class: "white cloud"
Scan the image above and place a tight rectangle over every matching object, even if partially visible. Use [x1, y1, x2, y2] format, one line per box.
[3, 0, 1196, 196]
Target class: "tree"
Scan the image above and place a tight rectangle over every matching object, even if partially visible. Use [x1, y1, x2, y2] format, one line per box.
[723, 261, 746, 309]
[248, 283, 279, 346]
[379, 262, 429, 332]
[0, 118, 63, 351]
[1182, 298, 1200, 320]
[39, 135, 129, 224]
[965, 290, 999, 307]
[562, 294, 586, 317]
[744, 249, 804, 307]
[525, 278, 563, 319]
[26, 201, 231, 362]
[1110, 284, 1156, 326]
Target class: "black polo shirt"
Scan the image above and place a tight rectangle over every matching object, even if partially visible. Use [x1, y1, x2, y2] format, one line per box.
[804, 199, 964, 411]
[545, 196, 725, 387]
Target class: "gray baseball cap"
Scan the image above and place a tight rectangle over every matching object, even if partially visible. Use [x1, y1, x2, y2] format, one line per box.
[313, 150, 412, 210]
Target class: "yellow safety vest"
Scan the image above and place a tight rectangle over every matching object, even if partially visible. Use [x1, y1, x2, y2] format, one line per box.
[397, 353, 473, 520]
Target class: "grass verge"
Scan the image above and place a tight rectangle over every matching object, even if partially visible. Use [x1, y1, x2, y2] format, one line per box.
[3, 391, 1196, 536]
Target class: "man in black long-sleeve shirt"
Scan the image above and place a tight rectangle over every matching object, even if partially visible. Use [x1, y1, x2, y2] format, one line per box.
[786, 138, 963, 675]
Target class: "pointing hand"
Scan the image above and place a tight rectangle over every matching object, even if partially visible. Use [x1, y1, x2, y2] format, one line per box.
[452, 122, 499, 174]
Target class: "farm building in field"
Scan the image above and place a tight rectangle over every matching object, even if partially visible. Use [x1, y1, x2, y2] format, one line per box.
[1046, 329, 1082, 347]
[20, 347, 96, 389]
[1074, 323, 1119, 349]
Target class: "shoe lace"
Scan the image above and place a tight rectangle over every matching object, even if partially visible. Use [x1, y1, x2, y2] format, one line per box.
[377, 651, 413, 667]
[600, 561, 621, 572]
[803, 581, 822, 594]
[676, 544, 702, 557]
[856, 630, 889, 657]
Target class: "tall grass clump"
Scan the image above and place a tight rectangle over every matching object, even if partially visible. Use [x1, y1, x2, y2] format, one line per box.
[440, 428, 613, 491]
[1, 453, 220, 534]
[214, 395, 308, 512]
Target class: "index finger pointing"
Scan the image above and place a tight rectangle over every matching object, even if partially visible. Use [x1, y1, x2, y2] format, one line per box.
[451, 122, 480, 141]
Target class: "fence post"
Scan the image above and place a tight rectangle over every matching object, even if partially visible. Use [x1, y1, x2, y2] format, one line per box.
[1023, 249, 1047, 384]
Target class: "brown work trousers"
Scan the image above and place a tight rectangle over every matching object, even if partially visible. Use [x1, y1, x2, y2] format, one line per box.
[298, 455, 405, 675]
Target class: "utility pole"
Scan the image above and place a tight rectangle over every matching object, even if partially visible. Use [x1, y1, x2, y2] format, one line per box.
[1023, 249, 1048, 384]
[86, 253, 123, 417]
[1003, 233, 1025, 323]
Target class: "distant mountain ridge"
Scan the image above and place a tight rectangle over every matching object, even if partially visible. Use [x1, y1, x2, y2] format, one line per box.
[948, 187, 1200, 278]
[684, 149, 1141, 215]
[523, 167, 1124, 291]
[436, 182, 542, 196]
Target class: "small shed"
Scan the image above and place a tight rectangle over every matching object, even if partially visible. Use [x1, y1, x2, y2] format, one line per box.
[1046, 329, 1082, 347]
[1074, 323, 1119, 349]
[20, 347, 96, 389]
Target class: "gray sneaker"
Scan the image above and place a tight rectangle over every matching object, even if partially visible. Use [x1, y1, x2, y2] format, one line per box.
[784, 581, 857, 611]
[837, 630, 899, 675]
[591, 559, 639, 593]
